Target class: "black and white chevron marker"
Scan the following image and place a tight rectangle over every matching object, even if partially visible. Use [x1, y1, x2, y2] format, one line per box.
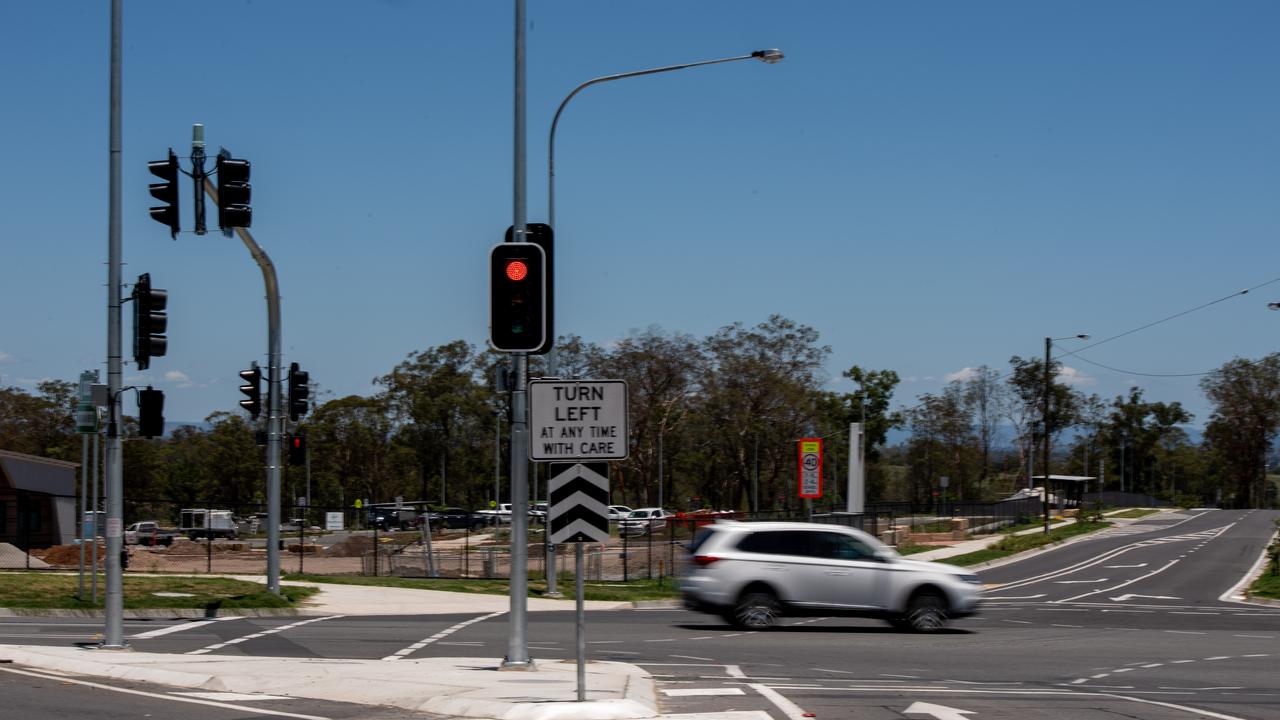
[548, 462, 610, 544]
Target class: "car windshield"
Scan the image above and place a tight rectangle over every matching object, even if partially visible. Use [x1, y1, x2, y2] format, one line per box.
[627, 510, 649, 519]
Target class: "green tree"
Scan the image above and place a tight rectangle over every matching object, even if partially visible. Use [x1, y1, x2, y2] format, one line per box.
[1201, 354, 1280, 508]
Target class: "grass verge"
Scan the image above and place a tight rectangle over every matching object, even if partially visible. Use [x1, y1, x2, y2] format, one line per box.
[1251, 573, 1280, 600]
[0, 572, 316, 609]
[1105, 508, 1160, 519]
[283, 573, 681, 601]
[942, 521, 1112, 567]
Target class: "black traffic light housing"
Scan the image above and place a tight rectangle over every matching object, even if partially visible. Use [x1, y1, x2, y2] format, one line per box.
[216, 151, 252, 233]
[239, 363, 262, 419]
[287, 362, 309, 422]
[489, 241, 546, 352]
[148, 149, 181, 238]
[132, 273, 168, 370]
[505, 224, 554, 355]
[138, 387, 165, 438]
[288, 431, 307, 466]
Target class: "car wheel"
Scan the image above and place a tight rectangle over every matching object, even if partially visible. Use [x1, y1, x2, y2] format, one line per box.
[731, 590, 780, 629]
[903, 591, 948, 632]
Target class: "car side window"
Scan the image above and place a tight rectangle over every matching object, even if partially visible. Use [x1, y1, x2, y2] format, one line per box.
[814, 532, 873, 560]
[737, 530, 813, 557]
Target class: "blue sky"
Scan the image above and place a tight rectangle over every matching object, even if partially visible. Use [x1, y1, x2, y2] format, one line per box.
[2, 1, 1277, 427]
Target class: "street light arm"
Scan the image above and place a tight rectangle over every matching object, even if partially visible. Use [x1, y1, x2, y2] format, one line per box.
[548, 51, 780, 227]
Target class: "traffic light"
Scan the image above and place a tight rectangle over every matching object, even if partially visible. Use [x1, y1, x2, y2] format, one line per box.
[132, 273, 168, 370]
[287, 362, 309, 422]
[216, 151, 252, 232]
[505, 224, 554, 355]
[239, 363, 262, 419]
[288, 431, 307, 466]
[148, 149, 181, 238]
[489, 242, 546, 352]
[138, 387, 165, 438]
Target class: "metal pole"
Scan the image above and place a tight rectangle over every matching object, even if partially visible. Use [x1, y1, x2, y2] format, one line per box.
[203, 177, 283, 594]
[503, 0, 532, 670]
[575, 542, 585, 701]
[100, 0, 126, 649]
[92, 426, 100, 603]
[1043, 336, 1052, 534]
[78, 433, 88, 599]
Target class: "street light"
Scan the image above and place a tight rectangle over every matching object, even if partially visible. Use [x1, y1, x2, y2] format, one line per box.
[544, 49, 785, 372]
[1043, 334, 1089, 534]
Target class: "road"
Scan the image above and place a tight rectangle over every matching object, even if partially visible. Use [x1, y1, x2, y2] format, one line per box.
[3, 508, 1277, 719]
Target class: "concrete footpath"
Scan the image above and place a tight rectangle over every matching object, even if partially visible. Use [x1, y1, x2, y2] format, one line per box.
[0, 511, 1180, 719]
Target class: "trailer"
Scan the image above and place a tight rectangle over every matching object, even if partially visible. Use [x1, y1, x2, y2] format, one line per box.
[179, 509, 238, 540]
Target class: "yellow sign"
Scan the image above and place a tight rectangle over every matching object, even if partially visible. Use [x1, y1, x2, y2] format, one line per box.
[800, 441, 820, 454]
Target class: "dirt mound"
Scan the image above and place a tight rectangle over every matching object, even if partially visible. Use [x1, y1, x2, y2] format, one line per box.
[31, 543, 99, 566]
[326, 535, 373, 557]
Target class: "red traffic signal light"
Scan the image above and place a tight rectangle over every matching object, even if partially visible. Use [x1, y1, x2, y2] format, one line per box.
[489, 242, 545, 352]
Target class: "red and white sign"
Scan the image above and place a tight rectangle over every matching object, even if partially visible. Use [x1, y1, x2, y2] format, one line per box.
[797, 438, 823, 498]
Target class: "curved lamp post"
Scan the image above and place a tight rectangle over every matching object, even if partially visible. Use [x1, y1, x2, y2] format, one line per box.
[548, 49, 784, 229]
[1043, 334, 1090, 533]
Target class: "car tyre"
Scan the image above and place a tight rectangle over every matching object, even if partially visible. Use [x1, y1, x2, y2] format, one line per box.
[903, 591, 947, 632]
[731, 590, 780, 629]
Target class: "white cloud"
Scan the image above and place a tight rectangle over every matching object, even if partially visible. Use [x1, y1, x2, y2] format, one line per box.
[165, 370, 191, 383]
[945, 367, 980, 383]
[1056, 366, 1096, 386]
[0, 351, 14, 363]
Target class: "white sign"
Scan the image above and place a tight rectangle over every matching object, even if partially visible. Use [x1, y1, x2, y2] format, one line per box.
[529, 380, 629, 461]
[548, 462, 610, 544]
[325, 512, 344, 531]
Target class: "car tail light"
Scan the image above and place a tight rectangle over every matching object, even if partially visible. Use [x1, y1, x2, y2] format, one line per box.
[691, 555, 721, 567]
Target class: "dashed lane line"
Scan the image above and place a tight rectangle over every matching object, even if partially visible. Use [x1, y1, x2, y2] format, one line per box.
[381, 611, 506, 661]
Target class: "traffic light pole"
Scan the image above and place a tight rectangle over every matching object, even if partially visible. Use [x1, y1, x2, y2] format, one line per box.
[204, 176, 283, 595]
[101, 0, 126, 650]
[503, 0, 532, 670]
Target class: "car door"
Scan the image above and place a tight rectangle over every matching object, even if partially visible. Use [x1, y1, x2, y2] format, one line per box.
[806, 531, 886, 610]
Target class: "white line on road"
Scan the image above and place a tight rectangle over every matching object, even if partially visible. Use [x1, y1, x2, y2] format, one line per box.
[663, 688, 746, 697]
[381, 611, 505, 661]
[0, 667, 331, 720]
[131, 617, 244, 639]
[186, 615, 345, 655]
[747, 683, 810, 720]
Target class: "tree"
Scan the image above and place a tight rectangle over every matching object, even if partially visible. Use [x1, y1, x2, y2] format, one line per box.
[959, 365, 1004, 493]
[1005, 355, 1084, 486]
[0, 381, 79, 461]
[907, 382, 976, 504]
[1201, 354, 1280, 508]
[819, 366, 902, 502]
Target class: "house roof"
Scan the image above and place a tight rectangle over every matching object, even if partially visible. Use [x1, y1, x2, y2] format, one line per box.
[0, 449, 78, 496]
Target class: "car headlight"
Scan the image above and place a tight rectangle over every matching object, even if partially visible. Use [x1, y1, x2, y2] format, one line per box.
[958, 574, 982, 585]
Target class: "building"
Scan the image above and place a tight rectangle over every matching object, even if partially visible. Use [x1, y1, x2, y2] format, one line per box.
[0, 449, 78, 549]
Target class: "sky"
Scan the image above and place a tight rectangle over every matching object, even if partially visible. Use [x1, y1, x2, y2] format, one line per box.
[2, 1, 1278, 429]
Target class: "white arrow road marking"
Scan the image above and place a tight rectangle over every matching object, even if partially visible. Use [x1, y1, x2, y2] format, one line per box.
[904, 701, 976, 719]
[1055, 579, 1108, 584]
[1104, 563, 1148, 568]
[1109, 593, 1180, 602]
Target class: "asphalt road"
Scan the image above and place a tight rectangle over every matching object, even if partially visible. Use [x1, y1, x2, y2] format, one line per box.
[4, 508, 1277, 719]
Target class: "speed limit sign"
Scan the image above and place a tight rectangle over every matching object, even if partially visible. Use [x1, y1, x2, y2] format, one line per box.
[797, 438, 823, 499]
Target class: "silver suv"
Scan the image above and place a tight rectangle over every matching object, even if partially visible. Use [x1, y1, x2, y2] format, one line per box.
[680, 521, 982, 632]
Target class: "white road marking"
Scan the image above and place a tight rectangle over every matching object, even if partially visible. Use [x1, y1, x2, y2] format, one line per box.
[1055, 579, 1108, 584]
[1104, 563, 1148, 568]
[0, 667, 331, 720]
[903, 701, 976, 719]
[186, 615, 345, 655]
[131, 616, 243, 639]
[1109, 594, 1179, 602]
[381, 611, 505, 661]
[1058, 559, 1181, 603]
[746, 683, 810, 720]
[724, 665, 747, 678]
[671, 654, 716, 662]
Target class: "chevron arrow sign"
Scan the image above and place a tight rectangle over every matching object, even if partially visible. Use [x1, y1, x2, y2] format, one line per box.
[548, 462, 610, 544]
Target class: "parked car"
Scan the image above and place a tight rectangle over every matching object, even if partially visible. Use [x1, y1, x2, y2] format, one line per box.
[680, 520, 983, 632]
[476, 503, 513, 525]
[124, 521, 179, 546]
[367, 508, 417, 531]
[619, 507, 669, 536]
[607, 505, 633, 522]
[528, 503, 548, 525]
[421, 507, 490, 531]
